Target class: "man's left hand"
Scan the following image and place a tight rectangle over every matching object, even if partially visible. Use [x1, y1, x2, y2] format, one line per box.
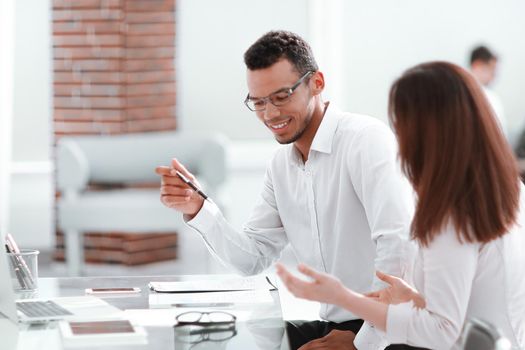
[298, 329, 357, 350]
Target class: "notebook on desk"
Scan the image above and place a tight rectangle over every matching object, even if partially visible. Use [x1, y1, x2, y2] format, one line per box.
[0, 241, 122, 324]
[148, 275, 278, 293]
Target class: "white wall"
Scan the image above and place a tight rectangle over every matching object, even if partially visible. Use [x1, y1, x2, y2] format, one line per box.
[340, 0, 525, 145]
[177, 0, 525, 146]
[8, 0, 54, 249]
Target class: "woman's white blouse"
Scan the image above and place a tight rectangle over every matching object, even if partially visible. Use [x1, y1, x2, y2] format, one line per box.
[386, 189, 525, 349]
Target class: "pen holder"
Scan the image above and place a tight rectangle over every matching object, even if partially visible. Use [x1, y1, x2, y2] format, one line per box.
[7, 249, 39, 292]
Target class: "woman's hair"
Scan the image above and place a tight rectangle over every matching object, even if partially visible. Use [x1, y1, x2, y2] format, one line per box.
[388, 61, 519, 246]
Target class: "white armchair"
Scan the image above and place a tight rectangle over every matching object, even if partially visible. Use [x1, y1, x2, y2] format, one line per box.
[56, 131, 229, 276]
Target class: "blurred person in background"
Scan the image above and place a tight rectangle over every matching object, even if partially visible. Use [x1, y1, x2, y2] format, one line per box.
[469, 45, 507, 138]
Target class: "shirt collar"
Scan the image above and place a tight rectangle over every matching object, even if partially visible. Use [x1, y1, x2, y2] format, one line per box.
[310, 102, 339, 155]
[288, 102, 339, 167]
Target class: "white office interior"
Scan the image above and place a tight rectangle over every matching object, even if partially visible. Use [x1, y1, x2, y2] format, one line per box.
[1, 0, 525, 276]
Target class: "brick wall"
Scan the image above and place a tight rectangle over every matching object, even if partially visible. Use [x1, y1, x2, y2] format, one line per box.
[52, 0, 178, 265]
[53, 0, 176, 136]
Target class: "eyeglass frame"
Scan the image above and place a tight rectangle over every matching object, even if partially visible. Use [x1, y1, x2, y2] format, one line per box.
[174, 324, 237, 342]
[175, 311, 237, 327]
[244, 70, 314, 112]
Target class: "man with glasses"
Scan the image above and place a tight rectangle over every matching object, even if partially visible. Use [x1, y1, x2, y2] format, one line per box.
[156, 31, 416, 350]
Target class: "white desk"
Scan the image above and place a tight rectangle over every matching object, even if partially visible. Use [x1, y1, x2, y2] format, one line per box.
[2, 275, 295, 350]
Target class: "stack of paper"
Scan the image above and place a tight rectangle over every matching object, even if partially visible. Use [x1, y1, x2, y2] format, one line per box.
[148, 275, 276, 308]
[148, 275, 276, 293]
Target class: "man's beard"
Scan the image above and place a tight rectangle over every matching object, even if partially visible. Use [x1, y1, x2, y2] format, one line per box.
[274, 113, 312, 144]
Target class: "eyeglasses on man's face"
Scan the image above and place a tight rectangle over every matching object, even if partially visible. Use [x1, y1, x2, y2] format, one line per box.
[244, 71, 314, 112]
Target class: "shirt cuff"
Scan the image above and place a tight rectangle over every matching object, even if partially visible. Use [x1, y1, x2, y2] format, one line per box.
[353, 322, 389, 350]
[185, 199, 221, 233]
[385, 302, 413, 345]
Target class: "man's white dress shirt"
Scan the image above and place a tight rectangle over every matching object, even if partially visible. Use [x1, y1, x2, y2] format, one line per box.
[483, 86, 507, 139]
[187, 104, 415, 349]
[386, 185, 525, 350]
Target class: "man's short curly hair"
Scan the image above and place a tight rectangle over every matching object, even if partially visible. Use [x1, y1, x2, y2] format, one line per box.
[244, 30, 318, 75]
[470, 45, 497, 65]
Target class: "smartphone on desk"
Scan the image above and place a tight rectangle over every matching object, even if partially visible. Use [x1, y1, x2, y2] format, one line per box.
[85, 287, 141, 295]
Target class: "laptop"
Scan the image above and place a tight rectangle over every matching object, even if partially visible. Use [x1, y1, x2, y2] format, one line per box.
[0, 237, 123, 324]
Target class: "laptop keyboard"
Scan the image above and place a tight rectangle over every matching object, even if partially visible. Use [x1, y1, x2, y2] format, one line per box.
[16, 300, 73, 318]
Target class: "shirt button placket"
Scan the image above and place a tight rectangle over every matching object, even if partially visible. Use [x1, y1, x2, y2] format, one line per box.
[305, 166, 324, 270]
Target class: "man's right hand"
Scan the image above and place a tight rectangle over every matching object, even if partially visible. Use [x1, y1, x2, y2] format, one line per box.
[155, 158, 204, 219]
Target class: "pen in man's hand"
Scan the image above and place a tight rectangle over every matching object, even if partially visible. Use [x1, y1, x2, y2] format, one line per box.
[174, 170, 209, 200]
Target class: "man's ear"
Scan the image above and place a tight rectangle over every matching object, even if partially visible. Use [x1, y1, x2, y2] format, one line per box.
[310, 71, 325, 96]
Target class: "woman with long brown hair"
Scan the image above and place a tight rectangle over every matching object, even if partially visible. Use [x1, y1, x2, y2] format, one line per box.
[277, 61, 525, 349]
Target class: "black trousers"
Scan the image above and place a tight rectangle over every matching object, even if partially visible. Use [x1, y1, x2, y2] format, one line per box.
[285, 320, 429, 350]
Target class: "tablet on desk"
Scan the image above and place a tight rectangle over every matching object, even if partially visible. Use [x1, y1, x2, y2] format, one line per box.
[70, 320, 135, 335]
[59, 319, 147, 346]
